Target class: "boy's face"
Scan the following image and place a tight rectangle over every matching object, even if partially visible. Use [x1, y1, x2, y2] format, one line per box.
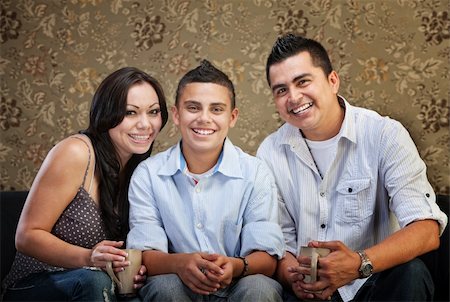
[172, 82, 238, 160]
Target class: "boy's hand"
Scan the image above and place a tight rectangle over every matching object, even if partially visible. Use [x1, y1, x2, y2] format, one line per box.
[133, 264, 147, 289]
[176, 252, 223, 295]
[205, 255, 234, 288]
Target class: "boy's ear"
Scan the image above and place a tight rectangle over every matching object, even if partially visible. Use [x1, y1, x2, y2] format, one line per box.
[171, 105, 180, 126]
[229, 108, 239, 128]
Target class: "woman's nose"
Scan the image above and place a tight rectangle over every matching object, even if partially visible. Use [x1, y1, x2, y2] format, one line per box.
[137, 115, 151, 129]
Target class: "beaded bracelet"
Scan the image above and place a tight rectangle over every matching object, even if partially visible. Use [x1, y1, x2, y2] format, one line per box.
[237, 256, 249, 278]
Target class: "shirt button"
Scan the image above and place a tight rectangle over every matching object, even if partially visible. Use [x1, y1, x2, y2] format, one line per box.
[348, 188, 353, 193]
[320, 192, 325, 197]
[320, 224, 326, 229]
[195, 187, 201, 193]
[196, 223, 203, 229]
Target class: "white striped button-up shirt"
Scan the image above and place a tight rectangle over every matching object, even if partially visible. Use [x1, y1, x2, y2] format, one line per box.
[127, 138, 285, 260]
[257, 98, 447, 301]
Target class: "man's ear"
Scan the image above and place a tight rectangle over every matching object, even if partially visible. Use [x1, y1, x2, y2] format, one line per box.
[171, 105, 180, 126]
[328, 70, 340, 94]
[229, 108, 239, 128]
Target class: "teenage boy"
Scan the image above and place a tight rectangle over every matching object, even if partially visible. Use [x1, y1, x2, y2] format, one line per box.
[127, 60, 285, 301]
[257, 33, 447, 301]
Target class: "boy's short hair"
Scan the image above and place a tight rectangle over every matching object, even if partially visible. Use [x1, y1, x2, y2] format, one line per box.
[175, 59, 236, 109]
[266, 33, 334, 86]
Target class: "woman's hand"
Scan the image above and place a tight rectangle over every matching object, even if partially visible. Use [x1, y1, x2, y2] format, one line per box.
[90, 240, 128, 270]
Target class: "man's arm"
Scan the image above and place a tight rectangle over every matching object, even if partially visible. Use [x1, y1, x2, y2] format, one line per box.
[300, 219, 440, 300]
[365, 219, 439, 272]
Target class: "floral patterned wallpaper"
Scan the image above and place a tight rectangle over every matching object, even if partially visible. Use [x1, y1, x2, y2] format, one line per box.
[1, 0, 449, 194]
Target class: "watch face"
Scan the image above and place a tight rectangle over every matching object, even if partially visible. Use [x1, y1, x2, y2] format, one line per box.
[362, 263, 373, 277]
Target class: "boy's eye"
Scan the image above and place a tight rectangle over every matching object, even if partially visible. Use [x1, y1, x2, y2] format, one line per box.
[212, 107, 224, 113]
[187, 105, 199, 111]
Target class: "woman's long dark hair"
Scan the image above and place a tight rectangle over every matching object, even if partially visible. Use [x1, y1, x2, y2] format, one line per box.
[81, 67, 168, 241]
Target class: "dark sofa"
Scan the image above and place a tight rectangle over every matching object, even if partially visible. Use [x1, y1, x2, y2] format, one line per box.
[0, 191, 448, 301]
[0, 191, 28, 283]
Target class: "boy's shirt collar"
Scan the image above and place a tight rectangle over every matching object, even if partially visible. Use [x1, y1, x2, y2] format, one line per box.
[158, 138, 243, 179]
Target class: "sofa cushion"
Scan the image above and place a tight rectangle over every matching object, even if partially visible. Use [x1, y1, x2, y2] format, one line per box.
[0, 191, 28, 283]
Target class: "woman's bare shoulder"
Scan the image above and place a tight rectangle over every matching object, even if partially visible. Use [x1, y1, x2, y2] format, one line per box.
[41, 134, 93, 176]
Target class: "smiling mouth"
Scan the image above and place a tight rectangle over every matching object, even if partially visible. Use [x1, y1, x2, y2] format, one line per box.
[129, 134, 151, 141]
[192, 128, 215, 135]
[290, 102, 313, 114]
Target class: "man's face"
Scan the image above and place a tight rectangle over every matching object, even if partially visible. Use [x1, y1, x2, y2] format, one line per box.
[268, 51, 341, 140]
[172, 82, 238, 162]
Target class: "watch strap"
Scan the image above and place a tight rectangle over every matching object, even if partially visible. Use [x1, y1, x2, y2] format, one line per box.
[356, 250, 373, 278]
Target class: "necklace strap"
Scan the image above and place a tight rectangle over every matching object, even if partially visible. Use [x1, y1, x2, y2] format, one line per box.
[299, 129, 323, 180]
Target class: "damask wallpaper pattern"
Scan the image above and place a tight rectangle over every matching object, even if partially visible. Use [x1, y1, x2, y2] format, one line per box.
[0, 0, 449, 194]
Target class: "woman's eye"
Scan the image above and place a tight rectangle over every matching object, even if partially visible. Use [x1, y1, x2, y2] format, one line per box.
[126, 110, 136, 115]
[148, 108, 161, 115]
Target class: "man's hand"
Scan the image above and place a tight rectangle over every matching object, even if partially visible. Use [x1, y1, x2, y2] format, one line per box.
[294, 241, 360, 300]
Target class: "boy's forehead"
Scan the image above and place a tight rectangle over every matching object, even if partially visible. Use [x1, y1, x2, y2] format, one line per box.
[179, 82, 232, 105]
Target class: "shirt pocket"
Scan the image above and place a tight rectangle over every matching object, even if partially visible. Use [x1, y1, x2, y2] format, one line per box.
[335, 178, 373, 222]
[223, 220, 241, 256]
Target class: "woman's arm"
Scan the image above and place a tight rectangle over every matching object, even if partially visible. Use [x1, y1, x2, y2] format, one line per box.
[15, 136, 125, 268]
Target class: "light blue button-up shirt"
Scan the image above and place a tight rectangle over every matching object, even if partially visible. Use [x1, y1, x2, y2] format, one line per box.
[127, 138, 285, 259]
[257, 97, 448, 301]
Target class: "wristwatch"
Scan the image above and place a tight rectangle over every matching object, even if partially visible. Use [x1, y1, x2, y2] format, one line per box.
[356, 250, 373, 278]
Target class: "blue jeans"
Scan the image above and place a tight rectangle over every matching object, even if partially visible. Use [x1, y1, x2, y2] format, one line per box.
[140, 274, 283, 302]
[3, 268, 116, 301]
[282, 258, 434, 301]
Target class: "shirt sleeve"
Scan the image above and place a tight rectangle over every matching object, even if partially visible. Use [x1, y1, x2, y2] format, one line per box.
[126, 162, 169, 251]
[239, 161, 286, 259]
[380, 120, 448, 235]
[257, 140, 297, 255]
[278, 190, 298, 255]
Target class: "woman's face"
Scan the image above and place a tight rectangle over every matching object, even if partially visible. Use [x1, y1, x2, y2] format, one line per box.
[108, 82, 162, 166]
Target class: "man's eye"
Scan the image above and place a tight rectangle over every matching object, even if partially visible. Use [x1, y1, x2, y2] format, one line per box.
[275, 88, 286, 96]
[297, 79, 309, 86]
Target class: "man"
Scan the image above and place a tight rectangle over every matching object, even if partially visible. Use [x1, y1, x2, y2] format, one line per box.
[257, 33, 448, 301]
[127, 60, 285, 301]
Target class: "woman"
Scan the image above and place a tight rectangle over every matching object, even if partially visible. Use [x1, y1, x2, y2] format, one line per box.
[2, 67, 168, 301]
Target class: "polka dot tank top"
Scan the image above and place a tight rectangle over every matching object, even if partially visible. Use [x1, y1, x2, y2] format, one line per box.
[3, 137, 108, 289]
